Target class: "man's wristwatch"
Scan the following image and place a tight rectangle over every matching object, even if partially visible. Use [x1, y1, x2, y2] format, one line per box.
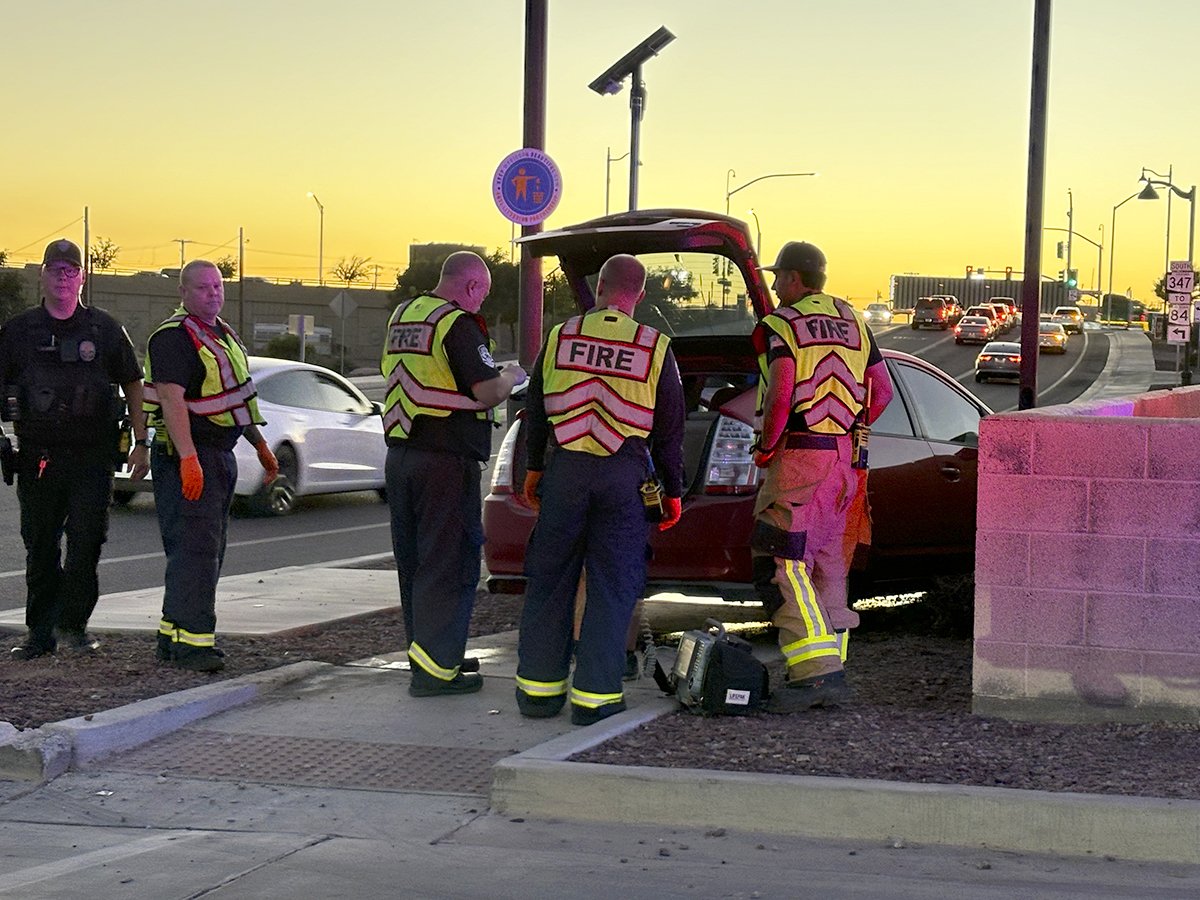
[135, 438, 153, 448]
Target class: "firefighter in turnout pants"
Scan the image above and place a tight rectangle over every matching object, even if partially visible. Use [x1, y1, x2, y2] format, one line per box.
[752, 242, 893, 710]
[516, 254, 685, 726]
[144, 260, 278, 672]
[381, 251, 525, 697]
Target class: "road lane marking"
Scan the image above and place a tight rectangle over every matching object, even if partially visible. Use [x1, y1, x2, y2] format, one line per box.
[0, 523, 391, 580]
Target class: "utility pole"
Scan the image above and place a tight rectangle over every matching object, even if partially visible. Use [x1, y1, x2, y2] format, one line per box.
[173, 238, 193, 271]
[237, 227, 246, 339]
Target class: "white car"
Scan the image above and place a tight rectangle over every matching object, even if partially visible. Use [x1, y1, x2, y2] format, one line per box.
[863, 302, 894, 326]
[113, 356, 387, 515]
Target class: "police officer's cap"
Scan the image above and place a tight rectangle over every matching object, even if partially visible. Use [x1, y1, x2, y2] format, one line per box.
[42, 239, 83, 268]
[759, 241, 826, 274]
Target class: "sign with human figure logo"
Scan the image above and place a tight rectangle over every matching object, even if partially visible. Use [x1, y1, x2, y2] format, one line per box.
[493, 148, 562, 226]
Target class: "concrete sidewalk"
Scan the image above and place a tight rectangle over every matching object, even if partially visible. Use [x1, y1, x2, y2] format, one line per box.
[3, 329, 1199, 894]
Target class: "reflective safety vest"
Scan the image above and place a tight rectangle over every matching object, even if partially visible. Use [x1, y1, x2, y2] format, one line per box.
[541, 310, 669, 456]
[143, 307, 263, 429]
[381, 295, 491, 440]
[756, 293, 871, 435]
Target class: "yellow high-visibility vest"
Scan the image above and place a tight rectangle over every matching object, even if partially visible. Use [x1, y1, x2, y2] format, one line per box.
[542, 310, 669, 456]
[756, 294, 871, 435]
[381, 295, 490, 440]
[143, 307, 263, 429]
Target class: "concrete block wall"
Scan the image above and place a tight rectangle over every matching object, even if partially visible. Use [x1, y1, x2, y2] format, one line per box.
[973, 386, 1200, 723]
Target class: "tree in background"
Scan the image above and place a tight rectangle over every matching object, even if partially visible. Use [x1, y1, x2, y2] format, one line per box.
[90, 237, 119, 271]
[0, 249, 8, 266]
[215, 255, 238, 279]
[331, 256, 371, 286]
[0, 270, 27, 323]
[260, 332, 344, 372]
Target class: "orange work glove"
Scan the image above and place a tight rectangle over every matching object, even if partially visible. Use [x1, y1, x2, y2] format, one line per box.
[522, 470, 543, 511]
[658, 496, 682, 532]
[256, 441, 279, 485]
[180, 454, 204, 501]
[753, 446, 777, 469]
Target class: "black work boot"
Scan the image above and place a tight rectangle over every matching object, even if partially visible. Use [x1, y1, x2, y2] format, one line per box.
[408, 665, 483, 697]
[170, 645, 226, 673]
[515, 687, 566, 718]
[55, 629, 100, 655]
[460, 656, 481, 674]
[155, 632, 173, 662]
[10, 633, 55, 661]
[768, 670, 852, 713]
[570, 700, 627, 727]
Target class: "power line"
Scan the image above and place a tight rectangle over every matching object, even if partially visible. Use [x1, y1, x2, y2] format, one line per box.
[10, 217, 85, 254]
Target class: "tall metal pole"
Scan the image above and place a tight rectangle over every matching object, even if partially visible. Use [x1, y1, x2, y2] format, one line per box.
[307, 193, 324, 285]
[1182, 187, 1196, 385]
[82, 205, 91, 305]
[518, 0, 548, 368]
[1066, 188, 1073, 278]
[628, 64, 644, 211]
[725, 169, 736, 216]
[606, 147, 613, 215]
[1108, 191, 1138, 326]
[237, 226, 246, 339]
[1018, 0, 1051, 411]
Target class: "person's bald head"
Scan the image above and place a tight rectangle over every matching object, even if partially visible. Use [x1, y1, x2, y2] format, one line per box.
[594, 254, 646, 315]
[434, 251, 492, 312]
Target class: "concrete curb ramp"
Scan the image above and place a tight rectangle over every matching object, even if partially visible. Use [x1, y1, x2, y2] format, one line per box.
[0, 661, 328, 781]
[491, 702, 1200, 865]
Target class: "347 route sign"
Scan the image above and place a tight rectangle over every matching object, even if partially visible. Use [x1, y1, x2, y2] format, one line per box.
[1167, 260, 1195, 294]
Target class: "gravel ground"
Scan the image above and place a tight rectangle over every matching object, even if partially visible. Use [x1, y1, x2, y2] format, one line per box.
[3, 586, 1199, 801]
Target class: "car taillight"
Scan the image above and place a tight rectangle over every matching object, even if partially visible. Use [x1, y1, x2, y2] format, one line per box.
[703, 416, 760, 495]
[490, 424, 520, 494]
[1007, 355, 1020, 362]
[954, 325, 962, 334]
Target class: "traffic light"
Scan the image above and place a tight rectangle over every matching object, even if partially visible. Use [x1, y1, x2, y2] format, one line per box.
[1058, 270, 1065, 281]
[1005, 266, 1013, 280]
[1066, 268, 1078, 288]
[965, 265, 973, 277]
[1056, 241, 1065, 259]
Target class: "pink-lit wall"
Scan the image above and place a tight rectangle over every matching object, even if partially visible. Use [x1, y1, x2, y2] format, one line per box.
[973, 387, 1200, 723]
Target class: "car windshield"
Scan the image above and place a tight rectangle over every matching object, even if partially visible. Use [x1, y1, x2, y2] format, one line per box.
[961, 317, 987, 324]
[577, 251, 758, 338]
[1039, 323, 1064, 333]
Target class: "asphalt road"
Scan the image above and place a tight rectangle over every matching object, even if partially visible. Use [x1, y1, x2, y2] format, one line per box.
[0, 328, 1107, 612]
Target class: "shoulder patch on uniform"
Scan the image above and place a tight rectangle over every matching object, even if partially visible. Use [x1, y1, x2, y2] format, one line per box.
[478, 345, 496, 367]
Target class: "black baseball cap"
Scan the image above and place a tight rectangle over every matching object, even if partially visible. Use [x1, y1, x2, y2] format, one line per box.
[760, 241, 826, 273]
[42, 239, 83, 268]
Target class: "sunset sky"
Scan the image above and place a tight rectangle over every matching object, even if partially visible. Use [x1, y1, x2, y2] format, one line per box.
[2, 0, 1196, 305]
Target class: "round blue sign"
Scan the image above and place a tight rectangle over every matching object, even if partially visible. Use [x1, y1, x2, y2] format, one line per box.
[493, 148, 562, 226]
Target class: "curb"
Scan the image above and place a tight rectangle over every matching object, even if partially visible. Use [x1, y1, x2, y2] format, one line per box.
[0, 661, 330, 782]
[491, 698, 1200, 865]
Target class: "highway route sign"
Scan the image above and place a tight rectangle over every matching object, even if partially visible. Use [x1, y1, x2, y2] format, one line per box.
[1168, 303, 1191, 325]
[1167, 261, 1195, 294]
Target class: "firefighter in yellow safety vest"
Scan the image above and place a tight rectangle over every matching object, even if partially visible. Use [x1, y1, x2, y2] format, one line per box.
[751, 241, 894, 711]
[381, 251, 526, 698]
[144, 260, 278, 673]
[516, 254, 686, 726]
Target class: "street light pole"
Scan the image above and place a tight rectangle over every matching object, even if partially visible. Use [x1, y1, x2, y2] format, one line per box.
[747, 208, 761, 259]
[307, 192, 324, 286]
[725, 171, 818, 217]
[606, 146, 631, 215]
[1139, 175, 1196, 383]
[1108, 190, 1141, 326]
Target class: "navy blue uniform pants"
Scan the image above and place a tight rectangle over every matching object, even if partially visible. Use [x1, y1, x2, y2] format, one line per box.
[517, 449, 649, 707]
[386, 444, 481, 675]
[16, 449, 113, 645]
[152, 443, 237, 642]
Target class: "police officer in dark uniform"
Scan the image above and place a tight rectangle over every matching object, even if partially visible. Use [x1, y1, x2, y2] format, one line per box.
[516, 254, 685, 726]
[381, 251, 526, 697]
[1, 239, 150, 660]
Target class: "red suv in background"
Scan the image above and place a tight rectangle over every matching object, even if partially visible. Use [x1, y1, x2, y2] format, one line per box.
[482, 210, 991, 602]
